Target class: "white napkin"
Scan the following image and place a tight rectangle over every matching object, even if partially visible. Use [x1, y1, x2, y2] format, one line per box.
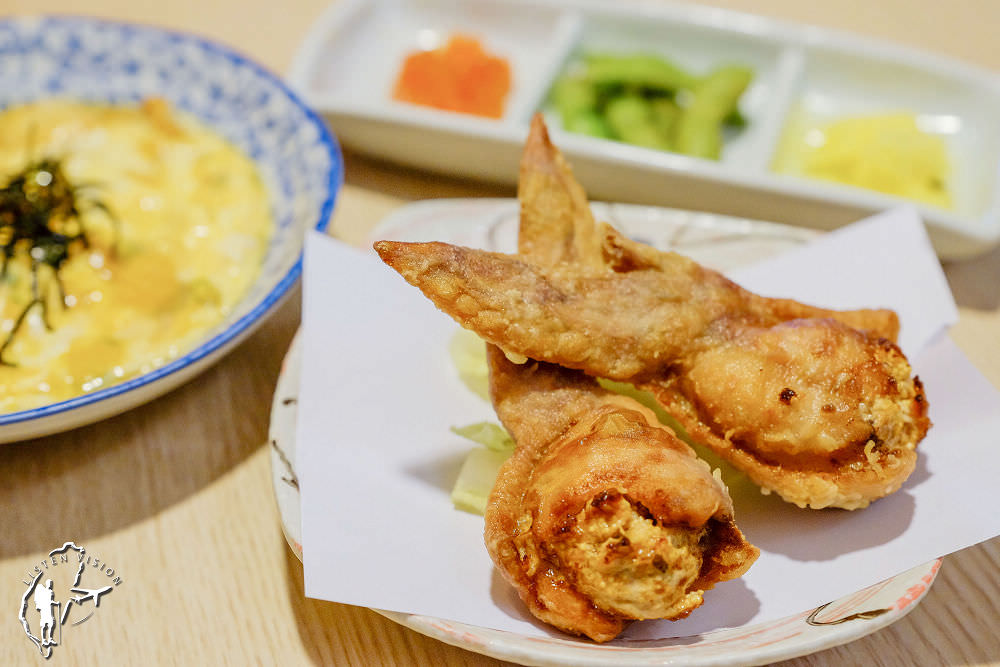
[297, 206, 999, 639]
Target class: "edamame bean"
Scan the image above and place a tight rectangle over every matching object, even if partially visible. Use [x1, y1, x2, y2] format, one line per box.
[674, 66, 753, 159]
[584, 53, 697, 91]
[546, 53, 753, 160]
[605, 95, 672, 150]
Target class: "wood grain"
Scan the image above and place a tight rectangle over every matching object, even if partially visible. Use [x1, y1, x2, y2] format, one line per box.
[2, 1, 999, 665]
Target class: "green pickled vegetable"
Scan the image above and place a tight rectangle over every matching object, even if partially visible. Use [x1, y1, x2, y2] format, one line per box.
[724, 108, 748, 129]
[545, 52, 753, 160]
[649, 98, 680, 142]
[674, 111, 723, 159]
[563, 110, 614, 138]
[687, 65, 754, 119]
[551, 75, 598, 116]
[584, 53, 697, 91]
[551, 76, 613, 138]
[604, 95, 672, 150]
[674, 65, 753, 159]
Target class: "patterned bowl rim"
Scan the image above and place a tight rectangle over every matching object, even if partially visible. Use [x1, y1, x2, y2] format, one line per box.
[0, 14, 344, 428]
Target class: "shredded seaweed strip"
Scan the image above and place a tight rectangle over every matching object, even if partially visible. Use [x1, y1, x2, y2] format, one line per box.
[0, 157, 116, 365]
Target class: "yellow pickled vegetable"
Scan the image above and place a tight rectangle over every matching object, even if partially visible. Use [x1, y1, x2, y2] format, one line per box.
[774, 111, 952, 209]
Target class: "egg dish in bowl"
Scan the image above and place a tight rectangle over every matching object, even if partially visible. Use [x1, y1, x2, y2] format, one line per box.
[0, 16, 342, 442]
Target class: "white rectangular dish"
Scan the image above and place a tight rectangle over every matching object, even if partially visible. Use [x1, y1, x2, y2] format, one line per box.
[289, 0, 1000, 259]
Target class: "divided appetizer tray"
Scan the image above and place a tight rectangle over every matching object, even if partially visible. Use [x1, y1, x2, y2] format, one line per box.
[290, 0, 1000, 259]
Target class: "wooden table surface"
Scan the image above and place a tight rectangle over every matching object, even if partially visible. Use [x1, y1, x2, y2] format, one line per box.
[2, 1, 998, 664]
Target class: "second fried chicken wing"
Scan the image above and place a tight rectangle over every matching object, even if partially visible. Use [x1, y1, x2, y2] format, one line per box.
[478, 117, 757, 641]
[485, 346, 758, 642]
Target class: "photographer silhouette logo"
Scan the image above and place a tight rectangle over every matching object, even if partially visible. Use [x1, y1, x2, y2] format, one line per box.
[18, 542, 122, 659]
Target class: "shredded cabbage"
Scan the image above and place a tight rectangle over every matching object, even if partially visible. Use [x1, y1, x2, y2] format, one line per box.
[446, 332, 742, 516]
[449, 328, 490, 400]
[451, 447, 512, 515]
[450, 422, 514, 515]
[450, 422, 515, 451]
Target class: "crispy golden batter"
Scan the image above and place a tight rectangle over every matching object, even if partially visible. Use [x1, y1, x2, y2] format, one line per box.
[516, 115, 604, 270]
[645, 319, 926, 509]
[373, 240, 744, 379]
[375, 239, 928, 508]
[477, 120, 757, 641]
[485, 347, 758, 642]
[375, 115, 930, 510]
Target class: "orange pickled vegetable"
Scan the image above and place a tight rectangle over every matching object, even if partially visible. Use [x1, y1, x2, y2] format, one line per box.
[392, 34, 511, 119]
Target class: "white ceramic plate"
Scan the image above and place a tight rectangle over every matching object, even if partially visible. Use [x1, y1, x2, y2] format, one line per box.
[0, 16, 342, 443]
[269, 199, 938, 667]
[289, 0, 1000, 260]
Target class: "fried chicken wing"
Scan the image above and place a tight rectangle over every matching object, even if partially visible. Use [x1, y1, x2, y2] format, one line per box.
[484, 346, 758, 642]
[645, 318, 926, 509]
[374, 115, 929, 510]
[477, 117, 757, 641]
[516, 114, 604, 270]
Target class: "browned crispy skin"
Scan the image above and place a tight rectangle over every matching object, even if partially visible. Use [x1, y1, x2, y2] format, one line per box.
[375, 238, 928, 508]
[485, 347, 758, 642]
[374, 240, 749, 380]
[598, 225, 900, 341]
[520, 113, 899, 342]
[517, 115, 605, 269]
[513, 118, 922, 509]
[372, 240, 900, 382]
[481, 116, 757, 642]
[374, 116, 929, 510]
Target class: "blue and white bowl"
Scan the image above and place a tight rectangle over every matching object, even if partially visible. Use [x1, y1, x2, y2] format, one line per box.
[0, 16, 343, 443]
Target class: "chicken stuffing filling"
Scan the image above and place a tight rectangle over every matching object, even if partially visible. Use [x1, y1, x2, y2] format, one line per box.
[551, 491, 707, 620]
